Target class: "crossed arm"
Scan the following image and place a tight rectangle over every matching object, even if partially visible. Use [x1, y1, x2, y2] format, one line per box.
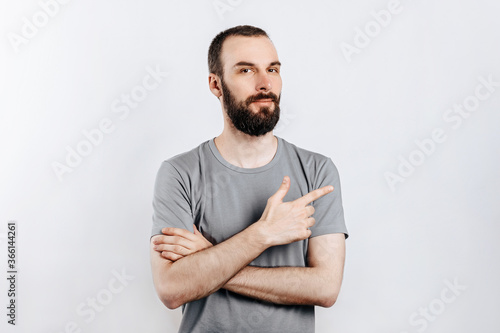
[223, 232, 345, 307]
[152, 228, 345, 307]
[150, 176, 346, 309]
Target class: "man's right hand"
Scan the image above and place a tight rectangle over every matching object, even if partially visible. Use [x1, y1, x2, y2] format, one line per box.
[255, 175, 334, 246]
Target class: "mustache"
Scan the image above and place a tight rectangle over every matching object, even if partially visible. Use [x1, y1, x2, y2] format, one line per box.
[245, 92, 280, 106]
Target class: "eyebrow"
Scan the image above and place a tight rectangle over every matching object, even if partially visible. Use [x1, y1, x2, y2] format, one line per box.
[233, 61, 281, 68]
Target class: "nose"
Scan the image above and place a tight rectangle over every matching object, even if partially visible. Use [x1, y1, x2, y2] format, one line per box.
[256, 72, 272, 92]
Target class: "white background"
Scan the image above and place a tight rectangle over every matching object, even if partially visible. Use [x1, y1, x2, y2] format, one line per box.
[1, 0, 499, 332]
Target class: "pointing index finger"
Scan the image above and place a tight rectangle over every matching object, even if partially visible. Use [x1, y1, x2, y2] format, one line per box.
[295, 185, 334, 206]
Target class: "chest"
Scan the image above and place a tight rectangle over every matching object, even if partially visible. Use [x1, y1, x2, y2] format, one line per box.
[192, 169, 311, 267]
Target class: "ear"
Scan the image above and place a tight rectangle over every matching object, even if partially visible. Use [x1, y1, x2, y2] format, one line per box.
[208, 73, 223, 99]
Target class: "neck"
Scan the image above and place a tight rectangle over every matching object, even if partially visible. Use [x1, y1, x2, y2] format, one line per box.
[214, 125, 278, 169]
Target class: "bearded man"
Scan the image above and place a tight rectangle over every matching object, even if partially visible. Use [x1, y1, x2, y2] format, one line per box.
[150, 25, 349, 333]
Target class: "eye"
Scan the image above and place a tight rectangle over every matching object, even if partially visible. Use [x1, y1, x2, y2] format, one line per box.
[269, 68, 279, 73]
[240, 68, 252, 73]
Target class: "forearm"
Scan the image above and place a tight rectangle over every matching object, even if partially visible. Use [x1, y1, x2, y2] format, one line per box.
[223, 265, 336, 307]
[158, 224, 267, 308]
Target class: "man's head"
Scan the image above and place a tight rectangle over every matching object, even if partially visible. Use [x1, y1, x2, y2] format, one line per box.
[208, 25, 282, 137]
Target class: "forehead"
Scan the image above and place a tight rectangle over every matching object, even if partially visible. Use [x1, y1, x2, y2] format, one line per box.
[220, 35, 279, 69]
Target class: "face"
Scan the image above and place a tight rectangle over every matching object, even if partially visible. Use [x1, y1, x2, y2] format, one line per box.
[218, 36, 282, 136]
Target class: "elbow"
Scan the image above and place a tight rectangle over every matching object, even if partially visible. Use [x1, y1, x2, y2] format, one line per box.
[162, 297, 182, 310]
[318, 290, 338, 308]
[158, 286, 184, 310]
[320, 295, 337, 308]
[316, 273, 341, 308]
[156, 278, 184, 310]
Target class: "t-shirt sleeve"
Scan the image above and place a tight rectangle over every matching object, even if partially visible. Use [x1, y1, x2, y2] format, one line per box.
[151, 161, 194, 239]
[310, 158, 349, 239]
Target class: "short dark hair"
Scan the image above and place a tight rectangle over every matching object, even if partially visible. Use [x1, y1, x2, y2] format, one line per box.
[208, 25, 270, 78]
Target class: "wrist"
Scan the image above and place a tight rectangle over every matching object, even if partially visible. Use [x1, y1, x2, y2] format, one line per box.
[247, 220, 272, 249]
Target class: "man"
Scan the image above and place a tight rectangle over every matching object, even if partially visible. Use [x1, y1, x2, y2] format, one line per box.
[150, 25, 348, 333]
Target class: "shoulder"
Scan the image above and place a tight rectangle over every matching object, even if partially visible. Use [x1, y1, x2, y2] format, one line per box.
[279, 137, 337, 172]
[278, 137, 342, 188]
[157, 139, 211, 179]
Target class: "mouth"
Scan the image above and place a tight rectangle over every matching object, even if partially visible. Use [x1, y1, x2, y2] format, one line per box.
[251, 99, 273, 104]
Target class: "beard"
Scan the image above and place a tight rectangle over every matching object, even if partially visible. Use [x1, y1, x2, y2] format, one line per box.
[220, 78, 281, 137]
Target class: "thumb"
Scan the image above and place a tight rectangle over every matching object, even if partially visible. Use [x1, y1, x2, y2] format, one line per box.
[193, 224, 201, 235]
[272, 176, 291, 202]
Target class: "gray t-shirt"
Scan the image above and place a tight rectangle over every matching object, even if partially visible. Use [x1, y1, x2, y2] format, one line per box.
[151, 136, 348, 333]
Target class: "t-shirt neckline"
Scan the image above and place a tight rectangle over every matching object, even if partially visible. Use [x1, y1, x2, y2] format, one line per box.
[208, 135, 282, 174]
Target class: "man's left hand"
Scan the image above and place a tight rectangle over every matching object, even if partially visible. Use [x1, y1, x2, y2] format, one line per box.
[152, 225, 213, 261]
